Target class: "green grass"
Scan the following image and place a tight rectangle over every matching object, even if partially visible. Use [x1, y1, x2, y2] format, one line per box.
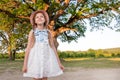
[0, 58, 120, 74]
[62, 58, 120, 68]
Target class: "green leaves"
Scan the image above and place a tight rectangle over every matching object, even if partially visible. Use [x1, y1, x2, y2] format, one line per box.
[0, 0, 32, 53]
[58, 19, 86, 43]
[0, 0, 120, 50]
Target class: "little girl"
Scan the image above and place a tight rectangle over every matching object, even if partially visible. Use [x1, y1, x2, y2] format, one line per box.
[22, 10, 64, 80]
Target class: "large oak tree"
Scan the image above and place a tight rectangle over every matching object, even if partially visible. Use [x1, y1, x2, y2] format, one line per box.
[0, 0, 120, 60]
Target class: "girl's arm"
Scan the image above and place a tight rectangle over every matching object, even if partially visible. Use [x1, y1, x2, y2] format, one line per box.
[22, 30, 35, 72]
[48, 31, 64, 70]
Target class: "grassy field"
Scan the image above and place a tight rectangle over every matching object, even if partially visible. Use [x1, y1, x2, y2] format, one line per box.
[62, 58, 120, 68]
[0, 58, 120, 74]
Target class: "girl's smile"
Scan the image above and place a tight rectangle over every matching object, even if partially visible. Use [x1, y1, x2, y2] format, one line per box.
[35, 13, 45, 25]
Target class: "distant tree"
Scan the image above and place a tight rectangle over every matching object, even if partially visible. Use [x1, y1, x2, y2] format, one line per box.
[0, 0, 31, 60]
[95, 49, 103, 58]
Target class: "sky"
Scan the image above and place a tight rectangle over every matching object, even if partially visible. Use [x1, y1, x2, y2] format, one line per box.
[58, 28, 120, 51]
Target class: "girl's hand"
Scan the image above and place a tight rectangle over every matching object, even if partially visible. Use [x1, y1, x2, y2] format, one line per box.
[22, 66, 27, 73]
[59, 63, 64, 71]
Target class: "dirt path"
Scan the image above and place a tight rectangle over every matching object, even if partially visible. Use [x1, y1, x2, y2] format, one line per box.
[0, 68, 120, 80]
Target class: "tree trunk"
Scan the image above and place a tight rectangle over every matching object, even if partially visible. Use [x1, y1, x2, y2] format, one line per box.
[53, 37, 59, 50]
[8, 46, 12, 60]
[53, 36, 64, 61]
[12, 49, 16, 60]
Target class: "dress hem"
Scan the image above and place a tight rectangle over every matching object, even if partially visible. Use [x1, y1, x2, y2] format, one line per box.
[23, 71, 63, 79]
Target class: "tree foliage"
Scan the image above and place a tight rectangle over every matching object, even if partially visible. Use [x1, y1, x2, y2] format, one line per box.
[0, 0, 120, 60]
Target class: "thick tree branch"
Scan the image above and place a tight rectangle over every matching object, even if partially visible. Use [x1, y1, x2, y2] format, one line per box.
[18, 16, 29, 19]
[32, 0, 36, 3]
[64, 0, 70, 5]
[111, 7, 120, 14]
[0, 9, 15, 18]
[57, 27, 76, 33]
[0, 8, 29, 20]
[53, 10, 65, 21]
[51, 0, 70, 21]
[111, 3, 120, 14]
[52, 27, 76, 37]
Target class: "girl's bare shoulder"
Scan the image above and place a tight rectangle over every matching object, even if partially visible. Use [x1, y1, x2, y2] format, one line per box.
[28, 29, 34, 37]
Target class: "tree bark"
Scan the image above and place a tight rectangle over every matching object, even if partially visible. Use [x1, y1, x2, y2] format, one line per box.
[8, 46, 12, 60]
[32, 0, 36, 3]
[12, 49, 16, 60]
[53, 37, 59, 50]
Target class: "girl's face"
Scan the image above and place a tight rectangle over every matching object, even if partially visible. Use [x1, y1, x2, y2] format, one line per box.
[35, 13, 45, 25]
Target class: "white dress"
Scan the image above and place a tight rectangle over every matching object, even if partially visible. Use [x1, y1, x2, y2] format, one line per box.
[23, 29, 63, 78]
